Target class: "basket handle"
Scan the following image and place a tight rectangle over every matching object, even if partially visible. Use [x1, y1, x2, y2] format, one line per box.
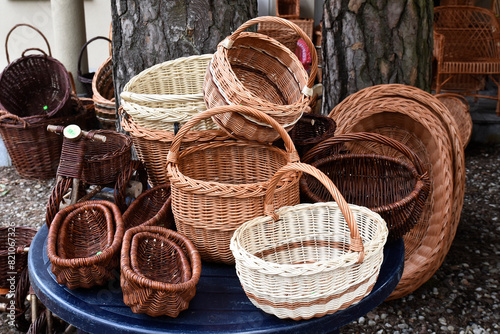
[0, 110, 28, 127]
[21, 47, 49, 58]
[5, 23, 51, 64]
[264, 162, 365, 263]
[77, 36, 112, 78]
[302, 131, 428, 176]
[166, 105, 300, 164]
[222, 16, 318, 93]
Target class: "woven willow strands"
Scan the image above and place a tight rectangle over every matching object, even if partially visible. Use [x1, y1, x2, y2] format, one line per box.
[434, 93, 472, 149]
[204, 16, 317, 142]
[166, 105, 301, 264]
[231, 162, 388, 320]
[329, 84, 465, 300]
[77, 36, 112, 97]
[92, 56, 116, 129]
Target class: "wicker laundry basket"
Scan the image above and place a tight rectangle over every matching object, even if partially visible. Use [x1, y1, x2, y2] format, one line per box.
[166, 105, 301, 264]
[230, 162, 388, 320]
[121, 225, 201, 317]
[204, 16, 317, 142]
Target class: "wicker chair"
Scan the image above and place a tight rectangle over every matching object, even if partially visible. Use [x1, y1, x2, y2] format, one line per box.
[433, 5, 500, 116]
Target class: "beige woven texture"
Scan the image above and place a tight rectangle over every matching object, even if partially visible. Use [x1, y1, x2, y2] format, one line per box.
[121, 54, 216, 131]
[204, 16, 317, 142]
[166, 105, 302, 264]
[230, 162, 388, 320]
[329, 84, 465, 300]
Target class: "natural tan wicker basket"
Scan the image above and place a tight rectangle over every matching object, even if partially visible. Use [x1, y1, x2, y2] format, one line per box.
[230, 162, 388, 320]
[166, 105, 301, 264]
[204, 16, 317, 142]
[120, 54, 216, 132]
[92, 56, 116, 130]
[434, 93, 472, 149]
[121, 225, 201, 317]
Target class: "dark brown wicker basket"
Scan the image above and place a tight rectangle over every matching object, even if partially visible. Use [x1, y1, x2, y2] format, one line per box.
[81, 129, 132, 185]
[0, 97, 87, 179]
[46, 200, 124, 289]
[121, 225, 201, 317]
[301, 132, 431, 240]
[77, 36, 112, 97]
[1, 24, 73, 121]
[0, 226, 37, 290]
[122, 183, 173, 231]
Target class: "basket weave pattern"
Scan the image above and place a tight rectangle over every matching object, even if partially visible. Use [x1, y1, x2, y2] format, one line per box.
[92, 56, 116, 129]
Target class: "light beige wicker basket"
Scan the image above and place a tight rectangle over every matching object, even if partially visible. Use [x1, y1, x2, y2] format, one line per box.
[120, 54, 216, 131]
[230, 162, 388, 320]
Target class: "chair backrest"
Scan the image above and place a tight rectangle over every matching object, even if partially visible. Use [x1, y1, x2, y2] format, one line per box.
[434, 5, 500, 60]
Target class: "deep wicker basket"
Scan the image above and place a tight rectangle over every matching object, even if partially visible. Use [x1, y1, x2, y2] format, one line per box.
[1, 24, 73, 121]
[122, 183, 174, 231]
[78, 36, 112, 97]
[47, 200, 124, 289]
[166, 105, 301, 264]
[276, 0, 300, 18]
[230, 162, 388, 320]
[121, 225, 201, 317]
[204, 16, 317, 142]
[0, 226, 38, 290]
[301, 132, 431, 240]
[92, 56, 116, 130]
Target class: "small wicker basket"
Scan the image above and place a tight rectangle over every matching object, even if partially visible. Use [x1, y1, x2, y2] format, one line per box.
[121, 225, 201, 317]
[77, 36, 112, 97]
[92, 56, 116, 130]
[47, 200, 124, 289]
[230, 162, 388, 320]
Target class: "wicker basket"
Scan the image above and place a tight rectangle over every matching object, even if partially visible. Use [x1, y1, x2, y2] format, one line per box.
[120, 108, 231, 187]
[47, 200, 124, 289]
[120, 54, 216, 132]
[257, 18, 314, 53]
[434, 93, 472, 149]
[92, 56, 116, 130]
[301, 132, 431, 240]
[166, 105, 301, 264]
[121, 225, 201, 317]
[329, 84, 465, 300]
[78, 36, 112, 97]
[204, 16, 317, 142]
[0, 97, 87, 179]
[0, 227, 37, 290]
[81, 129, 132, 185]
[122, 183, 173, 230]
[1, 24, 73, 121]
[230, 162, 388, 320]
[276, 0, 300, 19]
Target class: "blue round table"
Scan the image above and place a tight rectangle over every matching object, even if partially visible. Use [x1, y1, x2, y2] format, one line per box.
[29, 224, 404, 334]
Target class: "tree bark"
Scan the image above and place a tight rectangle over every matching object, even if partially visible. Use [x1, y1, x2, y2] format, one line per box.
[110, 0, 257, 129]
[322, 0, 433, 113]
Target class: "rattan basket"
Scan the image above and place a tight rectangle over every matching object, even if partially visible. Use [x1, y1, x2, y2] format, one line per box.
[77, 36, 112, 97]
[257, 18, 314, 53]
[204, 16, 317, 142]
[166, 105, 301, 264]
[329, 84, 465, 300]
[276, 0, 300, 18]
[0, 227, 37, 290]
[120, 107, 231, 187]
[120, 54, 216, 131]
[121, 225, 201, 317]
[122, 183, 173, 230]
[434, 93, 472, 149]
[230, 162, 388, 320]
[92, 56, 116, 130]
[1, 24, 73, 121]
[301, 132, 430, 240]
[47, 200, 124, 289]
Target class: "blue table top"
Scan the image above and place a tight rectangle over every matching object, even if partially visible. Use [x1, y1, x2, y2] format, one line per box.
[29, 224, 404, 334]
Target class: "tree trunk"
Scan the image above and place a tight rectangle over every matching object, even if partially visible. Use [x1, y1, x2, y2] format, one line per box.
[110, 0, 257, 129]
[322, 0, 433, 113]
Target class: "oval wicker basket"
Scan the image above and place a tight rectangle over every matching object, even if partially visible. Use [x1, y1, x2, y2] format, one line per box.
[1, 24, 73, 121]
[204, 16, 317, 142]
[230, 162, 388, 320]
[300, 132, 430, 240]
[78, 36, 112, 97]
[121, 225, 201, 317]
[92, 56, 116, 130]
[120, 54, 216, 131]
[47, 200, 124, 289]
[166, 105, 302, 264]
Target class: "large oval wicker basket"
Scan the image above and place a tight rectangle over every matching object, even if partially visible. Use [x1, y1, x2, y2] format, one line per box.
[230, 162, 388, 320]
[166, 105, 302, 264]
[204, 16, 317, 142]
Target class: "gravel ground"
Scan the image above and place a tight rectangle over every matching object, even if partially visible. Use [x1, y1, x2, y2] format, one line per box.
[0, 142, 499, 333]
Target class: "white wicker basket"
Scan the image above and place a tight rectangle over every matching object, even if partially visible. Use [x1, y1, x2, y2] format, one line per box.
[230, 162, 388, 320]
[120, 54, 217, 131]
